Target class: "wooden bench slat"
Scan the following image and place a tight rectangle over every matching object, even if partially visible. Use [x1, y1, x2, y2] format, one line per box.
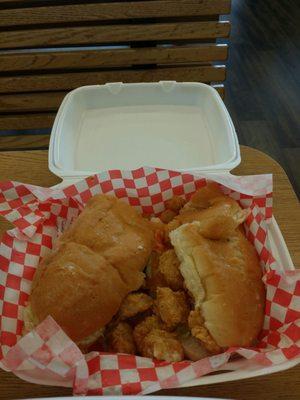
[0, 65, 226, 93]
[0, 0, 44, 3]
[0, 92, 66, 113]
[0, 44, 228, 72]
[0, 0, 231, 27]
[0, 133, 50, 151]
[0, 113, 55, 130]
[0, 21, 230, 50]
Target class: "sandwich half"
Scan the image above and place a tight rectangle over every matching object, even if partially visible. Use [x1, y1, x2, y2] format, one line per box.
[170, 221, 265, 350]
[23, 194, 154, 348]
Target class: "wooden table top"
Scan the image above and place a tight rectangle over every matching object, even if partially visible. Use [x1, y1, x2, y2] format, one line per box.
[0, 145, 299, 400]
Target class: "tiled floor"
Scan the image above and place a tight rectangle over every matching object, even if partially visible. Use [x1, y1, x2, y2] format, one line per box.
[224, 0, 300, 197]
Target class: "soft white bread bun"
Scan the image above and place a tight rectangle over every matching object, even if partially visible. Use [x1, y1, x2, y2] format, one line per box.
[170, 222, 265, 348]
[24, 194, 153, 345]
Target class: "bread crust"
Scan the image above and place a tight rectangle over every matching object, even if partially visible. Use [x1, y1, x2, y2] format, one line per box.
[26, 194, 153, 344]
[170, 222, 265, 347]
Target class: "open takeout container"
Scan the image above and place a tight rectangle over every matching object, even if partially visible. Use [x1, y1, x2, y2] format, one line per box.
[0, 82, 299, 395]
[49, 82, 240, 185]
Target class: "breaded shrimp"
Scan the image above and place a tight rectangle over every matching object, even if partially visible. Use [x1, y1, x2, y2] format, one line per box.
[133, 315, 164, 349]
[158, 249, 183, 291]
[107, 322, 136, 354]
[155, 287, 189, 328]
[141, 329, 184, 362]
[119, 292, 153, 320]
[188, 309, 221, 354]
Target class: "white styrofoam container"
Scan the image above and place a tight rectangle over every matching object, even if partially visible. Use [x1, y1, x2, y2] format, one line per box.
[47, 82, 297, 389]
[49, 82, 240, 184]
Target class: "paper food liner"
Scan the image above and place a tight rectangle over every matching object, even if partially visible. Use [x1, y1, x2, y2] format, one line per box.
[0, 168, 299, 396]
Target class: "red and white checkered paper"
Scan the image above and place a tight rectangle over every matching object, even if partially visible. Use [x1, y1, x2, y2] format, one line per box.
[0, 168, 299, 396]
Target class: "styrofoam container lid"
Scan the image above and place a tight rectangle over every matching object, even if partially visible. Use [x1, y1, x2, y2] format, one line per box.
[49, 82, 240, 181]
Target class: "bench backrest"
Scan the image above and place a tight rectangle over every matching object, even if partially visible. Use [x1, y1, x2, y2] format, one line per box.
[0, 0, 230, 150]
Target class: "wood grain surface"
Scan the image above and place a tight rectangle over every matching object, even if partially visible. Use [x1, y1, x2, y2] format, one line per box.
[0, 134, 50, 151]
[0, 114, 55, 131]
[0, 65, 226, 93]
[0, 44, 228, 72]
[0, 21, 230, 49]
[0, 145, 299, 399]
[0, 92, 66, 113]
[0, 0, 231, 26]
